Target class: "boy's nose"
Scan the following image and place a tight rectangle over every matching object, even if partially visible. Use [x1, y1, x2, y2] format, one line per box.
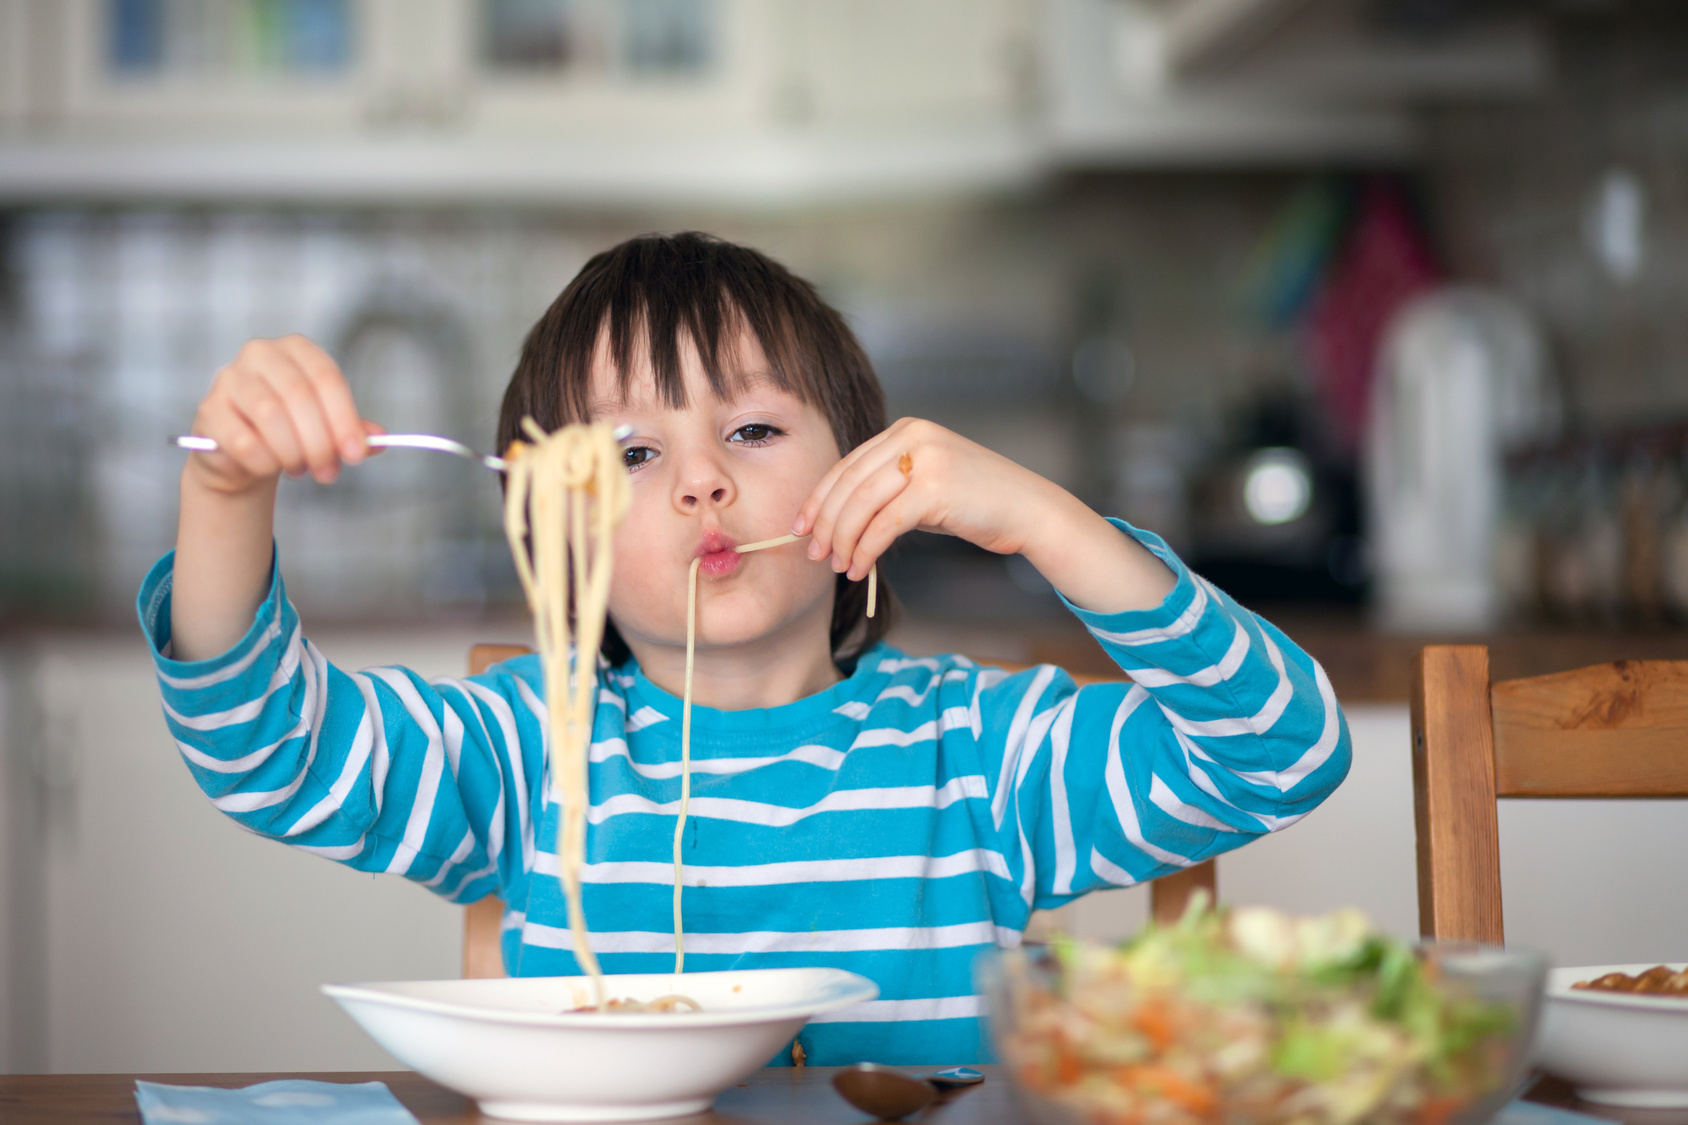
[674, 455, 736, 512]
[680, 485, 728, 508]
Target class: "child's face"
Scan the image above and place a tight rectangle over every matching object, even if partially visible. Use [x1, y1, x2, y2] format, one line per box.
[590, 327, 844, 656]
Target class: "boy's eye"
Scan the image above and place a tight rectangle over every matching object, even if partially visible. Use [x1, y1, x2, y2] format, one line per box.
[728, 423, 783, 446]
[622, 445, 657, 471]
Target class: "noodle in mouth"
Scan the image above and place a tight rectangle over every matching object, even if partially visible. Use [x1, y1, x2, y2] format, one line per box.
[504, 421, 876, 1005]
[674, 536, 874, 974]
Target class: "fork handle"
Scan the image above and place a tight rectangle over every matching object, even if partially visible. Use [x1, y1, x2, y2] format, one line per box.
[172, 425, 631, 471]
[170, 433, 506, 472]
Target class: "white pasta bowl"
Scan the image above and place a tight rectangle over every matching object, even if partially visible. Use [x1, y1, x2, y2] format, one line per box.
[322, 968, 878, 1122]
[1535, 963, 1688, 1107]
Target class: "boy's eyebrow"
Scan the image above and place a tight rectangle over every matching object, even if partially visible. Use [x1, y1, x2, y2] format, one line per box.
[587, 369, 791, 420]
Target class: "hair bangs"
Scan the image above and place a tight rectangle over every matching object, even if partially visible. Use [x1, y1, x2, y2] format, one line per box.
[538, 236, 819, 438]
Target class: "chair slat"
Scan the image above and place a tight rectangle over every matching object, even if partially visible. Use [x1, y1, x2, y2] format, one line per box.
[1492, 659, 1688, 731]
[1410, 646, 1504, 944]
[1493, 728, 1688, 797]
[1149, 861, 1217, 926]
[1490, 659, 1688, 799]
[469, 643, 534, 677]
[462, 897, 507, 979]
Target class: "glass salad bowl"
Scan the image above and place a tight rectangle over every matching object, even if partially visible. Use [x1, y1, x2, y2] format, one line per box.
[982, 904, 1546, 1125]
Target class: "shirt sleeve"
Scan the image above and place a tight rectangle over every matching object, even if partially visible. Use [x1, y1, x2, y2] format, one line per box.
[961, 519, 1350, 922]
[135, 548, 545, 906]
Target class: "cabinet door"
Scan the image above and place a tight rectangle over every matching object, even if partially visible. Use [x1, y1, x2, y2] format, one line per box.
[56, 0, 368, 129]
[30, 632, 470, 1072]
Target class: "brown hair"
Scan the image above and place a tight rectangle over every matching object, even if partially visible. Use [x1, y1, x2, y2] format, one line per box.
[498, 231, 893, 665]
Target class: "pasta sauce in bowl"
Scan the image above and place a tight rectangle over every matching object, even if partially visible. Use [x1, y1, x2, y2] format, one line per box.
[1538, 962, 1688, 1107]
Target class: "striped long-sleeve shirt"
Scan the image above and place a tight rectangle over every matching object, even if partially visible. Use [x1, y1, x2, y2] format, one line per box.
[136, 521, 1350, 1066]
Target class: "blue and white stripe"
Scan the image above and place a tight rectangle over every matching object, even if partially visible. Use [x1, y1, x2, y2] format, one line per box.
[136, 520, 1350, 1067]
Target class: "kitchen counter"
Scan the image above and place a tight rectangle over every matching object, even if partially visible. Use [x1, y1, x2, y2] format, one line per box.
[1012, 615, 1688, 703]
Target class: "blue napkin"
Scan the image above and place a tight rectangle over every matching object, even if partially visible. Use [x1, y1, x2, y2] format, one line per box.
[1493, 1099, 1611, 1125]
[135, 1080, 420, 1125]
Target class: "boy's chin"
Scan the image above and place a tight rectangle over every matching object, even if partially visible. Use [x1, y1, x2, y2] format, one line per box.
[695, 605, 819, 648]
[621, 602, 830, 653]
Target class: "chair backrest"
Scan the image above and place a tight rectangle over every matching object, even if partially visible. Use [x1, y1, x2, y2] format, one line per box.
[459, 643, 1215, 977]
[1410, 645, 1688, 945]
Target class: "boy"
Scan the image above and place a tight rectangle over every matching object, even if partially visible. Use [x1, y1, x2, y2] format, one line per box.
[140, 232, 1349, 1065]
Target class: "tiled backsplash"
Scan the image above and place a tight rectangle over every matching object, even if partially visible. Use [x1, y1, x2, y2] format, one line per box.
[0, 179, 1299, 622]
[1426, 8, 1688, 431]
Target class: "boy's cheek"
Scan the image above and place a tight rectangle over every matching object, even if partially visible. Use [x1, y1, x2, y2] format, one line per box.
[606, 572, 678, 639]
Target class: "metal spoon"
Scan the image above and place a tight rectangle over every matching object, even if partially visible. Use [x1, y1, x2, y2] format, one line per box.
[832, 1064, 984, 1120]
[170, 426, 634, 473]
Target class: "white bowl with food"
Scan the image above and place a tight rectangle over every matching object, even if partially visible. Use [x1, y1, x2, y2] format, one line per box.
[322, 968, 877, 1122]
[1535, 963, 1688, 1107]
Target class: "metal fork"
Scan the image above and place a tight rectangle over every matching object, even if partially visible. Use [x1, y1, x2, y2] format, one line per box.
[171, 426, 633, 473]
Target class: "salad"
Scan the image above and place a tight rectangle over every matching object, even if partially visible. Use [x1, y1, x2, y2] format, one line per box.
[993, 901, 1521, 1125]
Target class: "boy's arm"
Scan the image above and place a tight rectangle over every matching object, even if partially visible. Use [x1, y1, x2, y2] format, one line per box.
[148, 336, 537, 903]
[139, 551, 543, 905]
[798, 418, 1346, 920]
[960, 522, 1350, 921]
[172, 336, 375, 662]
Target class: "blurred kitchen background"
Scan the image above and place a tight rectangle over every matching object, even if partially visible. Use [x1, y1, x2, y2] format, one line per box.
[5, 0, 1688, 1075]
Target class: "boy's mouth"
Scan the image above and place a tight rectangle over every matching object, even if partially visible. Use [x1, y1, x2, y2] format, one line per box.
[693, 531, 741, 578]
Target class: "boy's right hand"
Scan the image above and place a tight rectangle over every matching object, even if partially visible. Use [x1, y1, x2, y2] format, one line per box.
[186, 335, 379, 494]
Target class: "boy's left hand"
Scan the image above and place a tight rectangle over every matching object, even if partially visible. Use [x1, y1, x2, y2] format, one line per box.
[792, 418, 1176, 615]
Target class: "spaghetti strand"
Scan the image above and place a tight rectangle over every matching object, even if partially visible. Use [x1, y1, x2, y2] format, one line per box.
[674, 557, 700, 975]
[509, 470, 881, 992]
[668, 535, 876, 974]
[502, 420, 628, 1009]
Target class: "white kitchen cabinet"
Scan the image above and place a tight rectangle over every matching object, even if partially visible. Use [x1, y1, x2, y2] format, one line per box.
[8, 628, 498, 1073]
[0, 0, 1550, 205]
[0, 0, 1038, 204]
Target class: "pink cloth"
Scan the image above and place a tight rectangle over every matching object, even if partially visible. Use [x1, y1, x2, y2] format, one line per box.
[1306, 179, 1441, 453]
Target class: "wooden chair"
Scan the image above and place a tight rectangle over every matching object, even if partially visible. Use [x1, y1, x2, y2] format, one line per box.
[459, 643, 1216, 977]
[1410, 645, 1688, 944]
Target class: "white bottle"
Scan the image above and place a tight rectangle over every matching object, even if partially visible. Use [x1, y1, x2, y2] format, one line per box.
[1366, 287, 1560, 632]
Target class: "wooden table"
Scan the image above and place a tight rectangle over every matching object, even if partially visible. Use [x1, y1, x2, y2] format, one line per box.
[4, 1068, 1686, 1125]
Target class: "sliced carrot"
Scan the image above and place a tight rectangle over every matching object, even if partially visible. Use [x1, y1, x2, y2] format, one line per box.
[1416, 1095, 1467, 1125]
[1131, 1000, 1177, 1051]
[1114, 1064, 1216, 1118]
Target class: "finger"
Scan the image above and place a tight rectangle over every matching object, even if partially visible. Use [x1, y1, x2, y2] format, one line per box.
[806, 437, 911, 560]
[278, 335, 368, 463]
[224, 367, 308, 477]
[822, 462, 914, 576]
[848, 490, 925, 581]
[362, 417, 387, 455]
[197, 396, 280, 480]
[808, 439, 912, 560]
[793, 421, 907, 537]
[257, 348, 343, 483]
